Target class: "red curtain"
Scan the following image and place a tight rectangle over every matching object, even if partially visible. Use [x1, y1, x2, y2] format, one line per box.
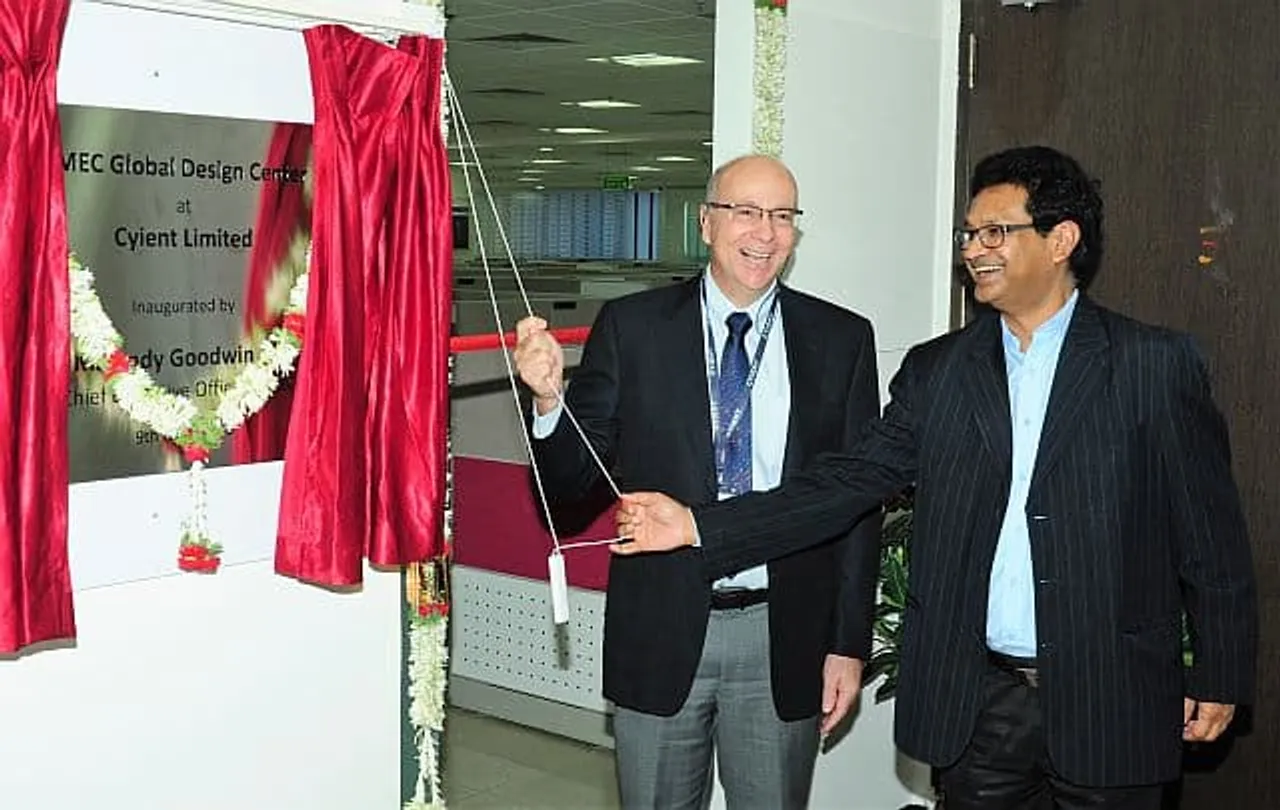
[276, 27, 451, 586]
[0, 0, 75, 652]
[232, 123, 312, 464]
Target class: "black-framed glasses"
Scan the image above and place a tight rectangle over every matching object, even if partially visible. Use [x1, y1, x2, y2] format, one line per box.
[704, 201, 803, 227]
[953, 222, 1038, 250]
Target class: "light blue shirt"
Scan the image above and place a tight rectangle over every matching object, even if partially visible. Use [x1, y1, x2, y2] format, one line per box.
[700, 273, 790, 592]
[986, 290, 1079, 658]
[533, 273, 790, 592]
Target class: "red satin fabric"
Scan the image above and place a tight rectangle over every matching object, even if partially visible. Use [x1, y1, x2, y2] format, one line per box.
[232, 123, 312, 464]
[276, 27, 451, 586]
[0, 0, 76, 651]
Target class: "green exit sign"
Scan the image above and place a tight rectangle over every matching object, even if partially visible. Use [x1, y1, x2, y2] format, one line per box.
[601, 174, 635, 190]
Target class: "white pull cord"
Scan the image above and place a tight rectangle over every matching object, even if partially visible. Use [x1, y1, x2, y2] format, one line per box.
[445, 75, 627, 567]
[445, 73, 620, 501]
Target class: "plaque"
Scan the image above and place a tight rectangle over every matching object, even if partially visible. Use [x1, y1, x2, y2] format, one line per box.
[62, 105, 312, 483]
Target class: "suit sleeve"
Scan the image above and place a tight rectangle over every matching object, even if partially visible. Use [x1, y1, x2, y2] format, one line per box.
[530, 301, 621, 502]
[694, 341, 921, 582]
[829, 319, 883, 660]
[1160, 335, 1258, 703]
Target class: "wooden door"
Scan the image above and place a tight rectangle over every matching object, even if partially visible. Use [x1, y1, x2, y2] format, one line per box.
[959, 1, 1280, 806]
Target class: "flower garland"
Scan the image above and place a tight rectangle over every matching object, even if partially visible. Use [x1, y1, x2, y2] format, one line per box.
[69, 252, 307, 571]
[404, 559, 450, 810]
[403, 350, 453, 810]
[752, 0, 789, 156]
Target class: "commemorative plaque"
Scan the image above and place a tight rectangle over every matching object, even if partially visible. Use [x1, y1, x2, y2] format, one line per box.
[62, 105, 311, 482]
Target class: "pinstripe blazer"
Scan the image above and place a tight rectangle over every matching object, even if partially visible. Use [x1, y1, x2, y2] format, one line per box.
[694, 295, 1258, 787]
[532, 278, 882, 720]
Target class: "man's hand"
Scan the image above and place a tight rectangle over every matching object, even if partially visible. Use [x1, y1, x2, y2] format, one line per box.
[613, 492, 696, 554]
[1184, 698, 1236, 742]
[514, 316, 564, 415]
[821, 655, 863, 736]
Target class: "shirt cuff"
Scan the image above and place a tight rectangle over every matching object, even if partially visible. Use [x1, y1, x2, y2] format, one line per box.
[691, 514, 703, 548]
[531, 401, 563, 439]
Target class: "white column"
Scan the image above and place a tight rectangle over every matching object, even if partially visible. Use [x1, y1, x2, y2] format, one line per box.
[711, 1, 961, 807]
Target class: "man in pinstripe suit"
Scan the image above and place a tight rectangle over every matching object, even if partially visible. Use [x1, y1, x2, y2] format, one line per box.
[615, 146, 1259, 809]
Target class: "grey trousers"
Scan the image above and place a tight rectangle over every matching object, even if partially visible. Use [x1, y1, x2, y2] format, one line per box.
[613, 602, 820, 810]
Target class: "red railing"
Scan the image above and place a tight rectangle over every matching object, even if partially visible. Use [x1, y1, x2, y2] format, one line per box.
[449, 325, 590, 353]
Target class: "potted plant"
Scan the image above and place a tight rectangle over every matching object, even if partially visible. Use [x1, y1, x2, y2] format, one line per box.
[864, 491, 912, 703]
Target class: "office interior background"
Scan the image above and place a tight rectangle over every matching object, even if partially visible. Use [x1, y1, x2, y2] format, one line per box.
[0, 1, 1275, 808]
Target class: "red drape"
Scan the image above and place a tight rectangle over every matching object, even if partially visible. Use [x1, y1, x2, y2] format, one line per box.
[0, 0, 75, 652]
[232, 123, 312, 464]
[276, 27, 451, 586]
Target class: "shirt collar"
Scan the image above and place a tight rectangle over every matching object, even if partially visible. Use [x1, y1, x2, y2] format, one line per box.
[702, 269, 779, 328]
[1001, 289, 1080, 357]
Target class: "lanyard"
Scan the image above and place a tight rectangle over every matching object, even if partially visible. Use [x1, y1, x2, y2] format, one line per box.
[704, 284, 780, 477]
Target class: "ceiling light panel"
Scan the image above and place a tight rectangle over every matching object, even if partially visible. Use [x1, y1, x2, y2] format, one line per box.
[589, 53, 703, 68]
[565, 99, 641, 109]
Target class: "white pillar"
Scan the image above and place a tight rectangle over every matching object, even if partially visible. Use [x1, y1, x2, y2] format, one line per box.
[711, 1, 961, 807]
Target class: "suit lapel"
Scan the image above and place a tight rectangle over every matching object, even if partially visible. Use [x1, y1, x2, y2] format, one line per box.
[961, 315, 1013, 469]
[663, 277, 718, 500]
[779, 288, 821, 475]
[1033, 296, 1110, 482]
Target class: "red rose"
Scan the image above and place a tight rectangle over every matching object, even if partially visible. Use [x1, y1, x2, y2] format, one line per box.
[179, 544, 210, 560]
[283, 312, 305, 339]
[103, 350, 131, 381]
[773, 0, 787, 7]
[178, 551, 220, 573]
[417, 602, 450, 619]
[183, 444, 211, 464]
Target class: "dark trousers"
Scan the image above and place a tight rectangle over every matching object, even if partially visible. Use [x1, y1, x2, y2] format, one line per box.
[938, 654, 1165, 810]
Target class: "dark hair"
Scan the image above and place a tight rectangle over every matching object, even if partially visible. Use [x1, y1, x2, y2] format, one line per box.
[970, 146, 1104, 290]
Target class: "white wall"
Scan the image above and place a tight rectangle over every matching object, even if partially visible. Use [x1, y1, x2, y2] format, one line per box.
[712, 1, 961, 807]
[0, 4, 407, 808]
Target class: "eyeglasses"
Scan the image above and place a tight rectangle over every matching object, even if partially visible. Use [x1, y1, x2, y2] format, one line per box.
[953, 222, 1038, 250]
[704, 201, 803, 228]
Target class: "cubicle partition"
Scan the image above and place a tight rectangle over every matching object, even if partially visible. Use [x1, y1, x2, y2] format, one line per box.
[447, 265, 696, 745]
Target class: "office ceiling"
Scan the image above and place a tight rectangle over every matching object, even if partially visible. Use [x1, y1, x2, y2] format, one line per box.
[443, 0, 715, 193]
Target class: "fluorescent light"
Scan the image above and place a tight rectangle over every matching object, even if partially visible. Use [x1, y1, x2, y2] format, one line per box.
[538, 146, 555, 152]
[654, 155, 695, 163]
[448, 161, 479, 167]
[516, 177, 540, 182]
[701, 140, 713, 147]
[527, 158, 566, 165]
[520, 169, 546, 175]
[535, 185, 546, 190]
[564, 99, 641, 109]
[589, 53, 703, 68]
[629, 165, 662, 173]
[553, 127, 608, 135]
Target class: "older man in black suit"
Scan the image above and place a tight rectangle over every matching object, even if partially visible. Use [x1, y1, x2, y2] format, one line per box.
[514, 154, 882, 809]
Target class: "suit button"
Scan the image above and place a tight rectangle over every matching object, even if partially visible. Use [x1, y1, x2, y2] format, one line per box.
[1037, 578, 1055, 587]
[1039, 641, 1055, 656]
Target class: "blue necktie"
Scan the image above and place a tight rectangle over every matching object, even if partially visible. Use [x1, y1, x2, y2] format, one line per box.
[717, 312, 753, 496]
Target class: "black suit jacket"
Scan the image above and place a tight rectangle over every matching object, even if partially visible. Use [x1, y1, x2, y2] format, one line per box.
[694, 296, 1258, 786]
[532, 277, 881, 720]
